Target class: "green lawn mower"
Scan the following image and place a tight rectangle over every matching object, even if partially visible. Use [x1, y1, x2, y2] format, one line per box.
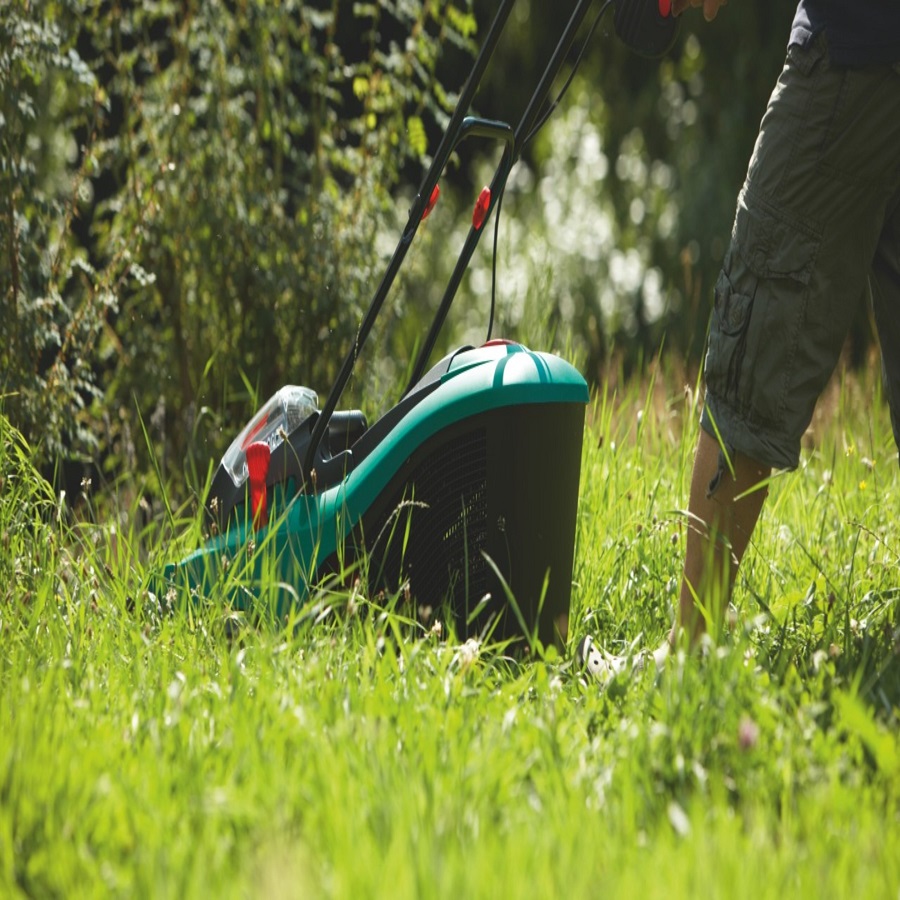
[163, 0, 678, 650]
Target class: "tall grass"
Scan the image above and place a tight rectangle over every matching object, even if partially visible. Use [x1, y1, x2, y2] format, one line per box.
[1, 360, 898, 897]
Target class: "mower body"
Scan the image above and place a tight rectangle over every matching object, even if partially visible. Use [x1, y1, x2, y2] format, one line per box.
[167, 341, 587, 649]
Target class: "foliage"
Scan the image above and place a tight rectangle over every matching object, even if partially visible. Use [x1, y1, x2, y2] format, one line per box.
[1, 0, 476, 484]
[93, 0, 481, 485]
[0, 1, 119, 462]
[2, 0, 884, 504]
[1, 361, 899, 896]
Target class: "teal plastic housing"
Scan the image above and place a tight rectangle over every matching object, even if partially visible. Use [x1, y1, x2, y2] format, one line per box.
[166, 342, 588, 644]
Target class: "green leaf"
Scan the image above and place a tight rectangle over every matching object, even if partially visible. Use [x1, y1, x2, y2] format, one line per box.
[406, 114, 426, 158]
[352, 76, 369, 100]
[835, 690, 899, 780]
[446, 6, 477, 39]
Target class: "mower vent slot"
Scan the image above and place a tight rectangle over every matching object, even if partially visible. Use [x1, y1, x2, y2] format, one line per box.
[367, 427, 488, 612]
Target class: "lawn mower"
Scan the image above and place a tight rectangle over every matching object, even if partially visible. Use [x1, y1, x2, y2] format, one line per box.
[163, 0, 678, 650]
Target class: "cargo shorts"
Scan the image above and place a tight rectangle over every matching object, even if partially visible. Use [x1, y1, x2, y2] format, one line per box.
[701, 35, 900, 471]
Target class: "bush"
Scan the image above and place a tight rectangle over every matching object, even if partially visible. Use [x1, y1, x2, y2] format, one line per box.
[1, 0, 475, 490]
[0, 3, 117, 463]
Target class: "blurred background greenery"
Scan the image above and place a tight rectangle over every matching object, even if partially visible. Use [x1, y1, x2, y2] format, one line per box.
[4, 0, 851, 505]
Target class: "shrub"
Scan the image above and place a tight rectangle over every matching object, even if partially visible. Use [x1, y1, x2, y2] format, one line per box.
[1, 0, 475, 490]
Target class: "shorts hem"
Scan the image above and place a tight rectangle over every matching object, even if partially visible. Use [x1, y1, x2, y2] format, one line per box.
[700, 393, 800, 472]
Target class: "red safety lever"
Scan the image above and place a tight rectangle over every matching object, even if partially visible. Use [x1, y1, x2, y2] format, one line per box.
[472, 186, 492, 230]
[421, 184, 440, 221]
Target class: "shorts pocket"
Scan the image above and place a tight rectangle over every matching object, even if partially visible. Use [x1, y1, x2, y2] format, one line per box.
[704, 267, 754, 408]
[704, 196, 821, 427]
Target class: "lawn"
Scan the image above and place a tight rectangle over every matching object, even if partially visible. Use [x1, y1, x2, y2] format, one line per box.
[2, 362, 898, 898]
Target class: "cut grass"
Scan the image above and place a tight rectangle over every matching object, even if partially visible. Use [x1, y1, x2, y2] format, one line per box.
[1, 361, 899, 898]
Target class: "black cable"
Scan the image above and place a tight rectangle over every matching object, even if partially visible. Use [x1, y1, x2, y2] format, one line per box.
[486, 0, 615, 344]
[486, 189, 504, 341]
[521, 0, 615, 150]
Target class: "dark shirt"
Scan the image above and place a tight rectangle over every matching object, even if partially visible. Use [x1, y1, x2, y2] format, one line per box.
[791, 0, 900, 65]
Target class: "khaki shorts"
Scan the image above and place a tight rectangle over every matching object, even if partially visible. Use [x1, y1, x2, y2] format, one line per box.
[701, 36, 900, 470]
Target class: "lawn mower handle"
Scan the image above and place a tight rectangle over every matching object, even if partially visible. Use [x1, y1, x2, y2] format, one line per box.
[303, 0, 677, 479]
[302, 0, 519, 478]
[302, 114, 515, 478]
[403, 0, 601, 394]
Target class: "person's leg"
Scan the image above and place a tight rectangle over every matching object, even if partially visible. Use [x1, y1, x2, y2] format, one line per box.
[677, 428, 770, 644]
[677, 46, 900, 647]
[578, 46, 900, 680]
